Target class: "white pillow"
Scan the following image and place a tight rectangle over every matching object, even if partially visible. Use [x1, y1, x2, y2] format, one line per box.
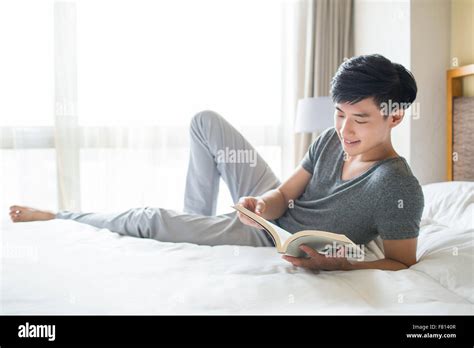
[415, 182, 474, 303]
[421, 181, 474, 229]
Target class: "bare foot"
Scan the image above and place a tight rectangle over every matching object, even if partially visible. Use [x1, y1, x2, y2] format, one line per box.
[9, 205, 56, 223]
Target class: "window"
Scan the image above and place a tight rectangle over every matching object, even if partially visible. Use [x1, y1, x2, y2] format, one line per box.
[0, 0, 284, 216]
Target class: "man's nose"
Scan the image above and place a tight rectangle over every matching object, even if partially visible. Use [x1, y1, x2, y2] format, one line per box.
[340, 119, 354, 136]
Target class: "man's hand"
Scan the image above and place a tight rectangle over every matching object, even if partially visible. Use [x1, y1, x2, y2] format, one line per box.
[236, 196, 267, 229]
[282, 244, 351, 271]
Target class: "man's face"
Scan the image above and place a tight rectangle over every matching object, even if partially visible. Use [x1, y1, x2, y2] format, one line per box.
[334, 97, 395, 157]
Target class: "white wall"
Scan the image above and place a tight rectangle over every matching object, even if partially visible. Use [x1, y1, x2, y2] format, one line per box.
[354, 0, 412, 163]
[410, 0, 451, 184]
[354, 0, 451, 184]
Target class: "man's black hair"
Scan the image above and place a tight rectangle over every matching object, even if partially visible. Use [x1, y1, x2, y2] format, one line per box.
[330, 54, 417, 115]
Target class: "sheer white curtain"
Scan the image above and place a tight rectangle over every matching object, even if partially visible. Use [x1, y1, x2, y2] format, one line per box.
[0, 0, 58, 220]
[0, 0, 292, 219]
[281, 0, 353, 167]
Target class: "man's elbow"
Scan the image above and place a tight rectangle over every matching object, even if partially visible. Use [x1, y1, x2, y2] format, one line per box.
[405, 260, 418, 268]
[393, 258, 417, 270]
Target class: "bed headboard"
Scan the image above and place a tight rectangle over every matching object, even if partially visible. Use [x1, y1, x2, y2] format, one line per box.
[446, 64, 474, 181]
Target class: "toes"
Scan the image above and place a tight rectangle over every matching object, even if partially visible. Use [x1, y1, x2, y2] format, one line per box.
[9, 210, 22, 221]
[9, 206, 22, 214]
[11, 213, 23, 222]
[9, 205, 20, 213]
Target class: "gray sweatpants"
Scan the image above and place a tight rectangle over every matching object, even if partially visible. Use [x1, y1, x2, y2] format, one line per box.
[56, 110, 281, 247]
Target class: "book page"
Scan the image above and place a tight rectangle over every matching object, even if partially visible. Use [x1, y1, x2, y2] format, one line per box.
[292, 230, 353, 244]
[285, 234, 365, 260]
[285, 235, 336, 257]
[231, 205, 292, 248]
[266, 220, 292, 246]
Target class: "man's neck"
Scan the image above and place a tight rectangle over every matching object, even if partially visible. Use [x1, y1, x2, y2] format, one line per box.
[348, 142, 398, 163]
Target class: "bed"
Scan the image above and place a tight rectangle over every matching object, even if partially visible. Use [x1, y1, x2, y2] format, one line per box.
[0, 181, 472, 315]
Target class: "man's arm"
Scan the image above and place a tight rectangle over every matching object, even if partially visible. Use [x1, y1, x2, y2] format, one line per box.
[258, 165, 312, 220]
[345, 237, 418, 271]
[344, 258, 410, 271]
[284, 238, 418, 272]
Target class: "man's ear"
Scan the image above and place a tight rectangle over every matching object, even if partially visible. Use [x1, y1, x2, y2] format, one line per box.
[388, 109, 404, 129]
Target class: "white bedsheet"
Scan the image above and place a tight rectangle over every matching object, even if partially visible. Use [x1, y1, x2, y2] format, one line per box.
[1, 181, 473, 314]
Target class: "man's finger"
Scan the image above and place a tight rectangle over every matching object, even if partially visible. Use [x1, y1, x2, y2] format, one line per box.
[283, 255, 314, 268]
[240, 215, 253, 225]
[239, 214, 261, 229]
[299, 244, 320, 258]
[282, 255, 300, 265]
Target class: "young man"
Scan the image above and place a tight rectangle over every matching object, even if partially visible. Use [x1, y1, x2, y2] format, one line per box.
[9, 54, 424, 272]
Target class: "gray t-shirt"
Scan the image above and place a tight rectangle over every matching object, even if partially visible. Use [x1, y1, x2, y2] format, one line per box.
[275, 127, 424, 245]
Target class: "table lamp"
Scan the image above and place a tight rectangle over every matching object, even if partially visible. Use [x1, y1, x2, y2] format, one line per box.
[294, 96, 335, 133]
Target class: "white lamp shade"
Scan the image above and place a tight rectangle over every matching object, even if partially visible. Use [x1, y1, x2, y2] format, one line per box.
[294, 96, 335, 133]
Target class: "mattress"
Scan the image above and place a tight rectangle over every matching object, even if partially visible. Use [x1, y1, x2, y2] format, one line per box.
[0, 181, 472, 314]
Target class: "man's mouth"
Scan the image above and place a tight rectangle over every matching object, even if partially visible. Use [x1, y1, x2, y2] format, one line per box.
[343, 139, 361, 146]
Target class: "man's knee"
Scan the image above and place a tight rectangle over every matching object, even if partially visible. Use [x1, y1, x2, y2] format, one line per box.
[190, 110, 224, 132]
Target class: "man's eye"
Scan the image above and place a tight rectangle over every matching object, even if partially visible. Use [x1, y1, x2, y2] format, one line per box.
[337, 115, 367, 124]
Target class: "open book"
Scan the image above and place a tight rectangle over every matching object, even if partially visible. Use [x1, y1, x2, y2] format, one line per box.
[232, 204, 364, 260]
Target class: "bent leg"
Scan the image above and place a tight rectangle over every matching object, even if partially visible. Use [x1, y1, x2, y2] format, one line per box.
[184, 110, 281, 215]
[56, 207, 274, 247]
